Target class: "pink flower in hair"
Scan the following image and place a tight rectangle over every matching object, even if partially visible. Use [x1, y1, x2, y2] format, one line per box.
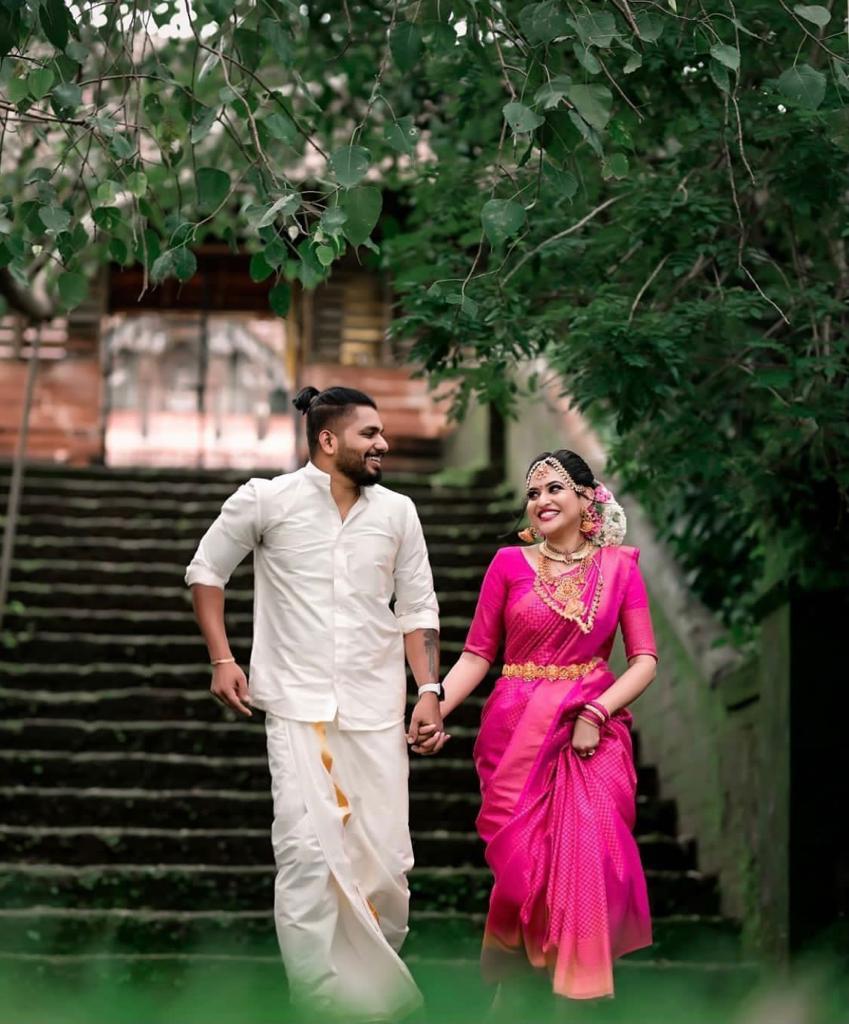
[593, 484, 613, 504]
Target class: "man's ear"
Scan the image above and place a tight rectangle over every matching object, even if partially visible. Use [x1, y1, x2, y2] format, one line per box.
[318, 428, 336, 455]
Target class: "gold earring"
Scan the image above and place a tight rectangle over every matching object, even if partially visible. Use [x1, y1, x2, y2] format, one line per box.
[518, 526, 538, 543]
[579, 510, 595, 535]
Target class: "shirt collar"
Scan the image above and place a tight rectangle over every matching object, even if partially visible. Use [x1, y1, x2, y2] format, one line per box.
[302, 460, 375, 501]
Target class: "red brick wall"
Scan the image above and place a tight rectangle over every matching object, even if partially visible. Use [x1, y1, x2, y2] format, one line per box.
[0, 356, 102, 465]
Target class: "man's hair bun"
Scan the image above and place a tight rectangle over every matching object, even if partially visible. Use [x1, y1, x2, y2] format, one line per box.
[292, 386, 320, 415]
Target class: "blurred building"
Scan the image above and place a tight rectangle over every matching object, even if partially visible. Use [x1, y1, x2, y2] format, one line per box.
[0, 250, 451, 473]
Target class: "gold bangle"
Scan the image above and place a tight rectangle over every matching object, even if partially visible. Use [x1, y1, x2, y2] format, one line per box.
[211, 656, 235, 666]
[577, 715, 600, 729]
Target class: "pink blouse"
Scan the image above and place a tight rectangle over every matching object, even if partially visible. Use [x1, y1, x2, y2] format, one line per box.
[463, 545, 657, 670]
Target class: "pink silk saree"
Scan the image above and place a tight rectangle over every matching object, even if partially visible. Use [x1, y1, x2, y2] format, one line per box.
[465, 545, 658, 1000]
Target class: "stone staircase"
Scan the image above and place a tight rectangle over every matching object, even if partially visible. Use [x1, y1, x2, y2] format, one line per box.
[0, 464, 743, 1000]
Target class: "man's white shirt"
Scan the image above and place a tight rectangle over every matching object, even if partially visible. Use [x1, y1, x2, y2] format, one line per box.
[185, 461, 439, 729]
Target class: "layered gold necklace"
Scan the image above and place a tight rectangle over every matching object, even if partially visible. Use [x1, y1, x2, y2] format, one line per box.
[534, 540, 603, 634]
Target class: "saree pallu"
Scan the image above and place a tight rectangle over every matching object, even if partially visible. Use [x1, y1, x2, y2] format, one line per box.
[466, 545, 657, 999]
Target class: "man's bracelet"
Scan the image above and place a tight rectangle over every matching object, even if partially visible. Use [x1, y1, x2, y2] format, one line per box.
[418, 682, 445, 700]
[211, 656, 236, 666]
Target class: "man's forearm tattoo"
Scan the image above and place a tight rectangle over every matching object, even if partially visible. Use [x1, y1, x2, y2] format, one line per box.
[423, 628, 439, 680]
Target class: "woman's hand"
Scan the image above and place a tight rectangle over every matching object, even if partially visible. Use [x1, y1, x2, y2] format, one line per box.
[571, 716, 600, 759]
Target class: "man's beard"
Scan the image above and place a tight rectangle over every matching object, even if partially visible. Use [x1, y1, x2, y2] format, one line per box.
[336, 444, 382, 486]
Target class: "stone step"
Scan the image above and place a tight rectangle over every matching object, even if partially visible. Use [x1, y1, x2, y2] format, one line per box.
[0, 664, 495, 706]
[0, 747, 663, 807]
[8, 559, 493, 588]
[5, 503, 517, 533]
[0, 632, 476, 665]
[0, 848, 705, 915]
[0, 905, 731, 958]
[0, 472, 507, 504]
[1, 608, 476, 643]
[0, 787, 680, 843]
[5, 582, 486, 617]
[9, 536, 499, 569]
[0, 685, 494, 728]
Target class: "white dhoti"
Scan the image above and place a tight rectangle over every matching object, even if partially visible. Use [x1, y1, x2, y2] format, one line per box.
[265, 712, 422, 1020]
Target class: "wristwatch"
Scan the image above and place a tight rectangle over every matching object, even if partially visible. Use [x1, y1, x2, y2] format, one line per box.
[418, 682, 445, 700]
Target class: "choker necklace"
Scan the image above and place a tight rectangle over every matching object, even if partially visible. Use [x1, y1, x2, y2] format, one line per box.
[540, 539, 593, 563]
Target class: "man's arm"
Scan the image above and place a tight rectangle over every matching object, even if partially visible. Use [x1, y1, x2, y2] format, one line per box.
[404, 627, 448, 753]
[185, 481, 261, 718]
[190, 584, 251, 717]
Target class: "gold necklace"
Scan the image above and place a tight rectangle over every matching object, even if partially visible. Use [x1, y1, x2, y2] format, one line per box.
[539, 539, 593, 563]
[534, 550, 604, 633]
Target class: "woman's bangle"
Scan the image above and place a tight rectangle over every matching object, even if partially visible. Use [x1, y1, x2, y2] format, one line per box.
[577, 714, 600, 729]
[584, 700, 610, 724]
[211, 656, 235, 666]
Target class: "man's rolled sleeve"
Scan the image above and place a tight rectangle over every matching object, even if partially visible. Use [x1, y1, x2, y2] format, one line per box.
[184, 480, 262, 590]
[393, 497, 440, 634]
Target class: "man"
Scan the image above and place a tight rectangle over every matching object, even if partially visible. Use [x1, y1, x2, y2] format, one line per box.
[185, 385, 447, 1020]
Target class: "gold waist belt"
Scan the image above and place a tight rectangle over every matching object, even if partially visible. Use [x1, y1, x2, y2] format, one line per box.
[501, 657, 602, 682]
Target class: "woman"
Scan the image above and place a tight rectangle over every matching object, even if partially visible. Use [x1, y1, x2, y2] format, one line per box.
[440, 449, 658, 1001]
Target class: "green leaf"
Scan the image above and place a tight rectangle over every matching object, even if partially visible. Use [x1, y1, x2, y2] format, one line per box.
[634, 12, 665, 42]
[57, 271, 87, 310]
[66, 39, 88, 64]
[7, 77, 29, 104]
[566, 84, 613, 132]
[255, 192, 301, 228]
[543, 165, 578, 198]
[38, 206, 71, 232]
[127, 171, 148, 198]
[109, 237, 129, 264]
[534, 75, 572, 110]
[793, 5, 831, 27]
[573, 10, 617, 48]
[144, 93, 164, 120]
[95, 181, 119, 205]
[260, 18, 294, 64]
[340, 186, 382, 246]
[92, 206, 122, 232]
[109, 133, 135, 160]
[329, 146, 371, 188]
[709, 58, 730, 93]
[196, 167, 231, 211]
[320, 208, 348, 236]
[234, 28, 263, 69]
[481, 199, 525, 245]
[249, 251, 274, 282]
[710, 43, 740, 72]
[384, 116, 420, 155]
[390, 23, 423, 72]
[264, 111, 298, 144]
[40, 0, 70, 50]
[315, 245, 335, 267]
[52, 81, 81, 112]
[503, 102, 544, 133]
[203, 0, 236, 22]
[269, 281, 292, 318]
[778, 63, 826, 110]
[568, 110, 603, 156]
[28, 68, 55, 100]
[624, 53, 642, 74]
[173, 247, 197, 282]
[603, 153, 629, 179]
[573, 43, 601, 75]
[519, 2, 571, 44]
[191, 106, 217, 144]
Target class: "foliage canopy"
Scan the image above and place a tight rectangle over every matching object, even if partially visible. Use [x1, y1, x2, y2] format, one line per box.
[2, 0, 848, 631]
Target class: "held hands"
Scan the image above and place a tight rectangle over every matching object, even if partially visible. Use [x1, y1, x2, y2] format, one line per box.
[571, 716, 600, 759]
[210, 662, 252, 717]
[407, 691, 450, 756]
